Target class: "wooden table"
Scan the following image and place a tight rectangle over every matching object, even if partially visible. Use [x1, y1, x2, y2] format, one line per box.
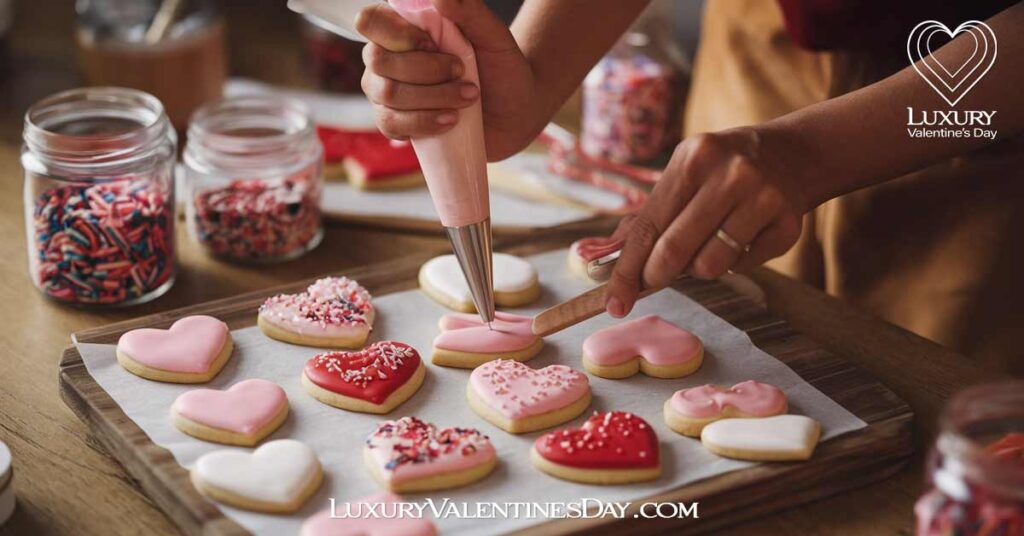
[0, 2, 994, 534]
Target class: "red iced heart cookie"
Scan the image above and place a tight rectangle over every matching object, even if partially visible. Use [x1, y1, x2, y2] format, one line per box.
[116, 315, 232, 383]
[364, 416, 497, 493]
[531, 411, 661, 484]
[172, 379, 289, 446]
[302, 341, 425, 414]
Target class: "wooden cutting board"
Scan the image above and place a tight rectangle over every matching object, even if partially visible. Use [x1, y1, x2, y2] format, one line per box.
[58, 230, 913, 535]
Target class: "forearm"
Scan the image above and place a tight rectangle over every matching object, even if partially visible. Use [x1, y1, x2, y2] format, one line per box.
[758, 2, 1024, 211]
[510, 0, 650, 144]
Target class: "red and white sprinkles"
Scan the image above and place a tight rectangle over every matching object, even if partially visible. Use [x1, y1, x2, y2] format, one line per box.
[366, 417, 492, 472]
[260, 276, 373, 328]
[535, 411, 660, 469]
[312, 342, 416, 388]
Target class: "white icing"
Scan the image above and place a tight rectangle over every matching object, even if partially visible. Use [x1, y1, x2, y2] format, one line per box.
[701, 415, 819, 453]
[420, 254, 537, 303]
[193, 439, 321, 504]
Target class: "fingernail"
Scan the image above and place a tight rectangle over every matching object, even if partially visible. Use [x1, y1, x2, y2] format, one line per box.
[607, 296, 625, 318]
[460, 84, 479, 99]
[436, 112, 458, 125]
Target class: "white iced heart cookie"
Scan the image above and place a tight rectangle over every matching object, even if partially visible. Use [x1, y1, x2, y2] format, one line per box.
[700, 415, 821, 461]
[191, 439, 323, 513]
[418, 253, 540, 312]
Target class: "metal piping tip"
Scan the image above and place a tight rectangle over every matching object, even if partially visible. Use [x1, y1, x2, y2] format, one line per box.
[443, 218, 495, 324]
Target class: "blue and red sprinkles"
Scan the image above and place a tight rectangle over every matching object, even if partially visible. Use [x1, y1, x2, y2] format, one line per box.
[31, 178, 173, 304]
[191, 169, 321, 260]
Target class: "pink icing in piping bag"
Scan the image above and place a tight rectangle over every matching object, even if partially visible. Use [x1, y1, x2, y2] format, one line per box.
[388, 0, 489, 227]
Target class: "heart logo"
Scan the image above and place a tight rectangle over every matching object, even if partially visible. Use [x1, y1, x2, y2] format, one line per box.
[192, 439, 323, 512]
[364, 416, 496, 490]
[907, 20, 997, 107]
[303, 341, 422, 405]
[172, 379, 288, 436]
[117, 315, 229, 373]
[301, 492, 437, 536]
[534, 411, 659, 469]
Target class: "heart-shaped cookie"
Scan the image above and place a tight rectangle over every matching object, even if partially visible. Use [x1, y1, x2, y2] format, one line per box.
[116, 315, 232, 383]
[191, 439, 323, 513]
[364, 416, 496, 493]
[302, 341, 425, 414]
[582, 314, 703, 379]
[171, 379, 289, 446]
[701, 414, 821, 461]
[418, 253, 540, 312]
[664, 380, 787, 437]
[301, 492, 437, 536]
[258, 276, 375, 348]
[432, 311, 543, 368]
[468, 359, 591, 433]
[532, 411, 661, 484]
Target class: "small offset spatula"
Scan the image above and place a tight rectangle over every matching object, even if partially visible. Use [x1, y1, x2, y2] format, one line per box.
[530, 282, 662, 337]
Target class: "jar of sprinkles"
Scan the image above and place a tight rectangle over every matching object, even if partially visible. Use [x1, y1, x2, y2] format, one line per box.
[22, 87, 177, 306]
[184, 95, 323, 262]
[916, 382, 1024, 535]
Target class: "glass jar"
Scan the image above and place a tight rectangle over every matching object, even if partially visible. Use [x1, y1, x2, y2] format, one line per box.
[916, 381, 1024, 535]
[299, 14, 365, 94]
[22, 87, 177, 306]
[183, 96, 324, 263]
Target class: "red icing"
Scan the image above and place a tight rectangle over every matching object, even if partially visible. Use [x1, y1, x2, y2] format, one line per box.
[534, 411, 659, 469]
[304, 341, 420, 404]
[987, 433, 1024, 465]
[316, 125, 420, 179]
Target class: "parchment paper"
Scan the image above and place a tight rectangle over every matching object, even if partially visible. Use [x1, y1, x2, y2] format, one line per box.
[223, 79, 599, 229]
[75, 249, 866, 535]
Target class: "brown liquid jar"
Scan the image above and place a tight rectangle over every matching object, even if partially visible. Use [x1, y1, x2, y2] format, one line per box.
[75, 0, 226, 130]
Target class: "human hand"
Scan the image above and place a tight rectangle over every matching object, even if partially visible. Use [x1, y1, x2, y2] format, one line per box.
[356, 0, 536, 160]
[604, 128, 808, 317]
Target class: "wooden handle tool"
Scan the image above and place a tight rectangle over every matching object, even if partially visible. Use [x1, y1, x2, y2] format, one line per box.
[531, 283, 661, 337]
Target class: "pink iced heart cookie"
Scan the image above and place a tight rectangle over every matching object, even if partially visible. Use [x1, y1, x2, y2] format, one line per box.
[116, 315, 232, 383]
[364, 416, 497, 493]
[301, 492, 437, 536]
[258, 276, 375, 348]
[431, 311, 543, 368]
[664, 380, 788, 437]
[467, 359, 591, 433]
[582, 314, 703, 379]
[172, 379, 289, 446]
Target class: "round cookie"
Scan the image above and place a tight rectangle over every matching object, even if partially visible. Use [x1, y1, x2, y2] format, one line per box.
[191, 439, 323, 514]
[302, 492, 437, 536]
[467, 359, 591, 433]
[418, 253, 540, 312]
[582, 314, 703, 379]
[116, 315, 233, 384]
[701, 414, 821, 461]
[302, 341, 426, 414]
[664, 380, 788, 437]
[431, 312, 543, 368]
[258, 276, 375, 348]
[364, 416, 496, 493]
[172, 379, 289, 446]
[531, 411, 661, 485]
[567, 236, 623, 282]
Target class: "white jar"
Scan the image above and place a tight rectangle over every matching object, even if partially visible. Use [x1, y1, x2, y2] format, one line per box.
[0, 439, 14, 525]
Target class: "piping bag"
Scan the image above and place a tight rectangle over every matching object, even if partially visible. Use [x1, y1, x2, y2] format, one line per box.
[289, 0, 496, 324]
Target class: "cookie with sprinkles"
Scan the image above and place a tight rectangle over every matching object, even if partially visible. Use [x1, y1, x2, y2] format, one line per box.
[258, 276, 375, 348]
[531, 411, 662, 485]
[467, 359, 591, 433]
[364, 416, 497, 493]
[301, 341, 425, 414]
